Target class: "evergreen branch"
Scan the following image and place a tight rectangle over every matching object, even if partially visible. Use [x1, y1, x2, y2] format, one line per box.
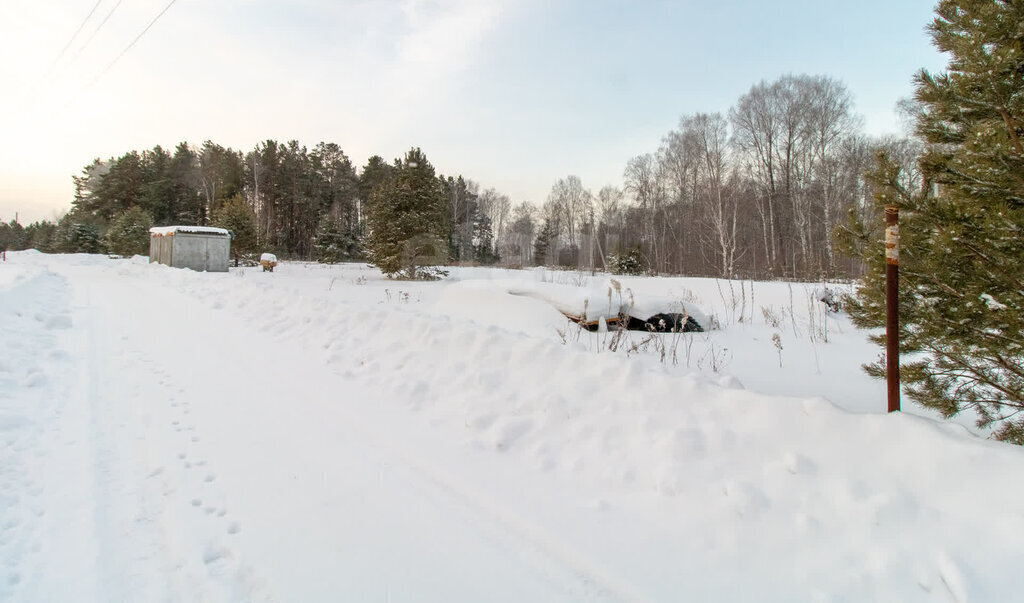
[922, 342, 1024, 409]
[902, 268, 966, 299]
[956, 239, 1024, 292]
[990, 352, 1024, 386]
[914, 296, 1024, 350]
[921, 346, 1024, 411]
[987, 70, 1024, 155]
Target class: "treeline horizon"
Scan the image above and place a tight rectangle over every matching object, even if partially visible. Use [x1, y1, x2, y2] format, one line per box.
[0, 72, 921, 279]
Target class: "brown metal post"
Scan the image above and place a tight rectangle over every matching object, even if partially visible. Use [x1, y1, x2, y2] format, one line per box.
[885, 206, 900, 413]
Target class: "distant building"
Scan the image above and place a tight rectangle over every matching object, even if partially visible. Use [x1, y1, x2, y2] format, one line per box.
[149, 226, 232, 272]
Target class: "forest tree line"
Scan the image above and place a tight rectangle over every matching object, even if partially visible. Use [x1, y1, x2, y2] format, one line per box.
[531, 74, 923, 279]
[1, 73, 923, 280]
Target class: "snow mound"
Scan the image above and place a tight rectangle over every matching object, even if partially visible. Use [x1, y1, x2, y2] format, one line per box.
[433, 278, 709, 333]
[433, 281, 569, 337]
[507, 279, 709, 328]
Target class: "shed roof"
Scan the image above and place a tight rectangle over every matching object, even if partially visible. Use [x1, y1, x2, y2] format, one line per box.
[150, 226, 231, 237]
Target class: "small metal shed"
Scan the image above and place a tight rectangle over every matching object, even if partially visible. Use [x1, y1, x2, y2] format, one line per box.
[149, 226, 232, 272]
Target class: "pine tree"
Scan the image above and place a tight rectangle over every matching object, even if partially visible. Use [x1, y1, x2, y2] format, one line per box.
[472, 213, 498, 264]
[106, 206, 154, 256]
[0, 220, 26, 251]
[94, 151, 143, 220]
[23, 220, 58, 252]
[169, 142, 204, 225]
[364, 148, 449, 279]
[138, 145, 174, 223]
[358, 155, 395, 226]
[198, 141, 244, 222]
[845, 0, 1024, 442]
[211, 195, 258, 265]
[358, 156, 394, 203]
[440, 175, 477, 261]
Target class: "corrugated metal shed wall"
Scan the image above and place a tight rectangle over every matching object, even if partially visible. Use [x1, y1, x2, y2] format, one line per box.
[149, 232, 230, 272]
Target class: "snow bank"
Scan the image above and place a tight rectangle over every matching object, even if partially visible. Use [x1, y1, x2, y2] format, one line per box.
[432, 280, 569, 337]
[436, 277, 710, 330]
[221, 264, 1024, 600]
[3, 253, 1023, 601]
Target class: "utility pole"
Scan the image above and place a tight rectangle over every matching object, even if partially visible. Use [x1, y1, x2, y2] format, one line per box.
[885, 206, 900, 413]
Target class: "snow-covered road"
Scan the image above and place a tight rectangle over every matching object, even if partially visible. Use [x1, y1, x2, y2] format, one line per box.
[3, 253, 1024, 601]
[4, 262, 649, 601]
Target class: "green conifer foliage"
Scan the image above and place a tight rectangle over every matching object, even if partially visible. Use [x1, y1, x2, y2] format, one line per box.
[845, 0, 1024, 442]
[533, 219, 555, 267]
[105, 207, 153, 256]
[608, 246, 646, 275]
[67, 222, 104, 254]
[364, 148, 449, 279]
[23, 221, 59, 252]
[314, 215, 362, 263]
[473, 214, 498, 265]
[0, 220, 26, 251]
[211, 195, 258, 265]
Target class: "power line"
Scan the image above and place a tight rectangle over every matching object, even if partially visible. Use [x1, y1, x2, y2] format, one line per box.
[10, 0, 102, 117]
[51, 0, 102, 69]
[68, 0, 124, 66]
[84, 0, 179, 91]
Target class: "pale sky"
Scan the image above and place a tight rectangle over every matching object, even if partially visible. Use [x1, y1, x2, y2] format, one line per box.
[1, 0, 945, 224]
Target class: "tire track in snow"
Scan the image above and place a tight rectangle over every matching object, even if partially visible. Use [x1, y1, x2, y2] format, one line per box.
[0, 269, 56, 599]
[0, 268, 95, 601]
[31, 263, 276, 603]
[109, 265, 647, 601]
[70, 271, 186, 602]
[204, 287, 645, 600]
[85, 281, 274, 603]
[335, 412, 648, 603]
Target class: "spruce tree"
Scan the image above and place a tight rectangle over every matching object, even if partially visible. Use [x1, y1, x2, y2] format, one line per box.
[364, 148, 449, 279]
[533, 219, 554, 267]
[211, 195, 258, 265]
[472, 214, 498, 264]
[845, 0, 1024, 442]
[106, 207, 154, 256]
[314, 215, 362, 263]
[67, 222, 104, 254]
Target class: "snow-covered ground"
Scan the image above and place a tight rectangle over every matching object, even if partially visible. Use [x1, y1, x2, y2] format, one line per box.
[2, 251, 1022, 602]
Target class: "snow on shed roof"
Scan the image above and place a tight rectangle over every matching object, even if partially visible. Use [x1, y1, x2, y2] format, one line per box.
[150, 226, 231, 237]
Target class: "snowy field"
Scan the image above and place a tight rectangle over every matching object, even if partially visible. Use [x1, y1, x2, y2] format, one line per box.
[2, 251, 1023, 602]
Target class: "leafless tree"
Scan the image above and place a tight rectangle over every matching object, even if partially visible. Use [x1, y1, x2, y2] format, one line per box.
[535, 73, 873, 279]
[731, 81, 782, 273]
[689, 113, 739, 277]
[623, 154, 667, 272]
[657, 121, 701, 273]
[507, 202, 536, 267]
[731, 74, 860, 276]
[478, 187, 511, 259]
[547, 175, 591, 265]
